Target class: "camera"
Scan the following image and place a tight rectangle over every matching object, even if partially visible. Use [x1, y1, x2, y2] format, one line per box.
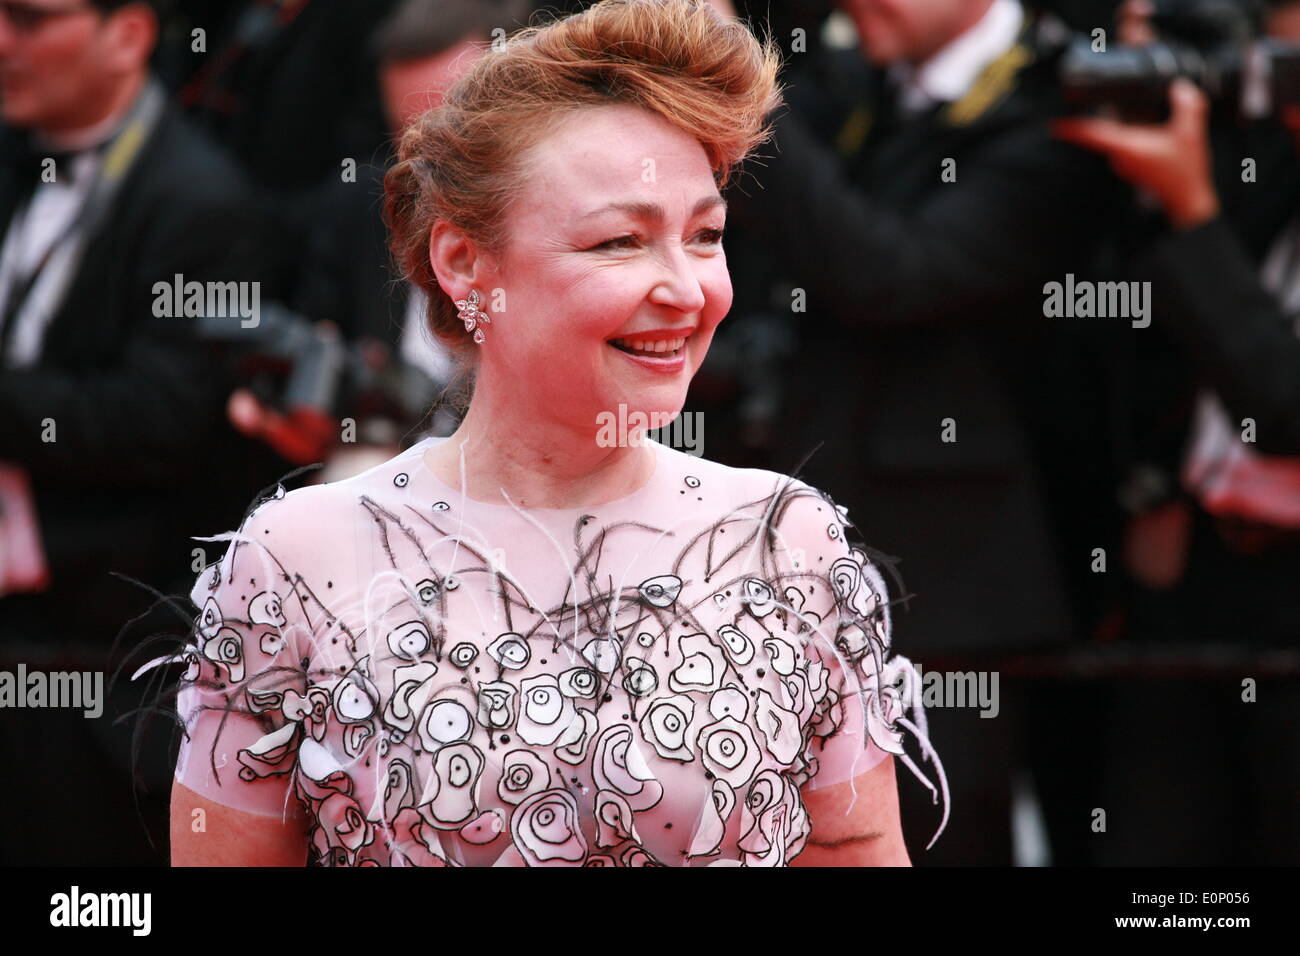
[1050, 0, 1300, 122]
[196, 302, 453, 448]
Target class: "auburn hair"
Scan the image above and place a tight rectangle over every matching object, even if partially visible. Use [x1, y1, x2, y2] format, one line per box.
[382, 0, 784, 398]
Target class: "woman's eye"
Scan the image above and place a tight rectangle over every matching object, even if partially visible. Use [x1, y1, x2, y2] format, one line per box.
[595, 229, 725, 251]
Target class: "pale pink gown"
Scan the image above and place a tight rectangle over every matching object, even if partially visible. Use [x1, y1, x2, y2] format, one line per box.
[163, 436, 948, 865]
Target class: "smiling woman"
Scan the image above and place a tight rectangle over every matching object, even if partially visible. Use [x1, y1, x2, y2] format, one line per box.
[153, 0, 948, 867]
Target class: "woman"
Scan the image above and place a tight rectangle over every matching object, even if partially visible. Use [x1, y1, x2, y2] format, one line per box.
[160, 0, 947, 866]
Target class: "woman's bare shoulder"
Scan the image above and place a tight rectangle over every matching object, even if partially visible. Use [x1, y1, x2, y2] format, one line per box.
[236, 443, 427, 536]
[653, 442, 823, 503]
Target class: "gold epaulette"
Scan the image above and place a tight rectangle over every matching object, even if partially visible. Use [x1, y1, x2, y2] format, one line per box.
[941, 42, 1034, 127]
[834, 101, 873, 158]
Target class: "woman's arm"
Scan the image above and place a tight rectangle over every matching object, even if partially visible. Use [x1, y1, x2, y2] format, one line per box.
[170, 780, 309, 867]
[791, 756, 911, 866]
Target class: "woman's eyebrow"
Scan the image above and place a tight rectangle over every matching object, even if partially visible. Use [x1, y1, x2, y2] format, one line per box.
[580, 195, 727, 222]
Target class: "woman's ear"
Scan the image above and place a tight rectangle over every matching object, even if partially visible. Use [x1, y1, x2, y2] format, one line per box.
[429, 220, 500, 302]
[428, 220, 472, 301]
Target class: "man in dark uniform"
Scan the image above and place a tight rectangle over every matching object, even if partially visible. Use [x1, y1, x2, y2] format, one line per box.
[719, 0, 1127, 863]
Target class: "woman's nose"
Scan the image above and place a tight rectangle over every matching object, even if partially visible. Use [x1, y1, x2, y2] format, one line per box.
[648, 242, 707, 314]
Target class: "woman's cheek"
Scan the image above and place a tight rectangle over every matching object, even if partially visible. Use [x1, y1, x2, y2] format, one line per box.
[703, 282, 733, 332]
[714, 281, 735, 322]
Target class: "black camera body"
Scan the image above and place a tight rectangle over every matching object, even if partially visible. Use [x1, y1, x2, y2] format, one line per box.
[1052, 0, 1300, 122]
[197, 302, 446, 443]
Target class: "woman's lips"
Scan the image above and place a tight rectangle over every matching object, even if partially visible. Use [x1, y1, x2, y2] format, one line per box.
[607, 339, 687, 372]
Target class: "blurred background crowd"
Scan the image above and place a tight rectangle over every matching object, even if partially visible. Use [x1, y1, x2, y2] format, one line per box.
[0, 0, 1296, 866]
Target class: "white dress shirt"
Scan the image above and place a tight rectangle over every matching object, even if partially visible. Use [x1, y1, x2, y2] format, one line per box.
[888, 0, 1025, 115]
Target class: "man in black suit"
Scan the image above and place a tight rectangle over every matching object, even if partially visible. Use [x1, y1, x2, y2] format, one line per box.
[0, 0, 286, 863]
[716, 0, 1127, 863]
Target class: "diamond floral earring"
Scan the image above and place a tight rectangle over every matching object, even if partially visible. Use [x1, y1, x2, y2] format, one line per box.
[455, 288, 491, 344]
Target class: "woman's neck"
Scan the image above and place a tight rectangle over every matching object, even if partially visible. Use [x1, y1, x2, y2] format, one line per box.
[423, 389, 658, 509]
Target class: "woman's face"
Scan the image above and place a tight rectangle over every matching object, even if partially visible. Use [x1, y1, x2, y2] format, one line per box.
[469, 103, 732, 442]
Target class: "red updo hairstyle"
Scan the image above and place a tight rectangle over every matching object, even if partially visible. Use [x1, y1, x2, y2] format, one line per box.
[382, 0, 784, 404]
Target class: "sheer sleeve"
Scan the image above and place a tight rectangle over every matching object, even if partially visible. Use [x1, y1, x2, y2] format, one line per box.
[173, 491, 314, 820]
[769, 479, 948, 838]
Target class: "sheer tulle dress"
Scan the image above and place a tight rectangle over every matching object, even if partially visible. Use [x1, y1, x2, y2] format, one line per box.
[141, 435, 948, 866]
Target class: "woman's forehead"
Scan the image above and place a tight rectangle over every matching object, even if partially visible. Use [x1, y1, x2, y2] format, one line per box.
[518, 110, 718, 216]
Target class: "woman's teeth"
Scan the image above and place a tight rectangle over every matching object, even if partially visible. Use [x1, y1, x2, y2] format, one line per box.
[609, 337, 687, 355]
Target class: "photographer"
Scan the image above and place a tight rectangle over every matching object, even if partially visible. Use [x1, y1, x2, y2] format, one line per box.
[1052, 0, 1300, 863]
[1053, 0, 1300, 615]
[1055, 9, 1300, 457]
